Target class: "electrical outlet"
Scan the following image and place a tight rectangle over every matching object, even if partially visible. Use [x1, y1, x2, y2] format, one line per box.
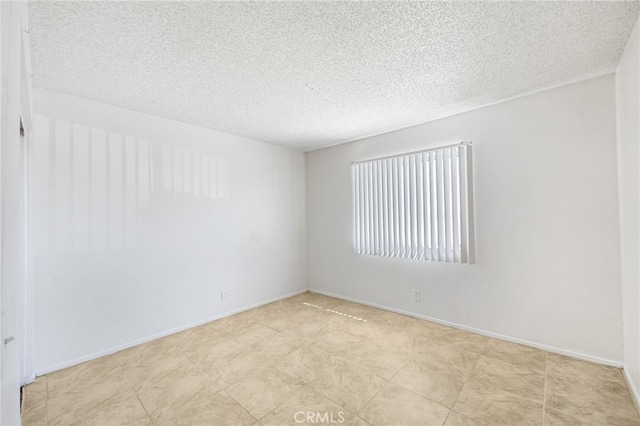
[221, 290, 228, 301]
[412, 289, 421, 301]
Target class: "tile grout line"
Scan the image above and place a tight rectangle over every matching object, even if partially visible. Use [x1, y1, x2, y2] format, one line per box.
[441, 349, 484, 425]
[117, 353, 156, 426]
[356, 377, 392, 419]
[220, 390, 259, 425]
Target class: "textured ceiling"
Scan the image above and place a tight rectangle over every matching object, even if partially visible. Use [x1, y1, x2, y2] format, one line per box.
[29, 1, 640, 151]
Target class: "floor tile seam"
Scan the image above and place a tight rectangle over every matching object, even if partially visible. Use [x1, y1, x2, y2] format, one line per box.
[119, 364, 156, 426]
[387, 376, 454, 412]
[257, 321, 288, 335]
[444, 347, 485, 424]
[353, 374, 393, 418]
[405, 351, 472, 381]
[220, 389, 261, 424]
[170, 341, 225, 382]
[386, 359, 410, 383]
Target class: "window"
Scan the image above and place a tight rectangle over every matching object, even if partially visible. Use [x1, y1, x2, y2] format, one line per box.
[351, 142, 475, 263]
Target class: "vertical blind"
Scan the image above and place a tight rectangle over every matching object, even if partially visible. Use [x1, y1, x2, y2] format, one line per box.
[351, 142, 474, 264]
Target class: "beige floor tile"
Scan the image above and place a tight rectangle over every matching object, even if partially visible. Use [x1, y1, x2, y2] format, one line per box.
[274, 346, 334, 384]
[444, 411, 489, 426]
[179, 333, 247, 366]
[209, 309, 261, 333]
[225, 366, 305, 419]
[47, 384, 150, 426]
[180, 323, 277, 367]
[338, 338, 411, 380]
[250, 301, 296, 323]
[260, 385, 363, 426]
[330, 301, 381, 320]
[201, 350, 269, 390]
[288, 292, 345, 309]
[392, 359, 465, 408]
[162, 323, 221, 349]
[390, 320, 446, 345]
[121, 346, 199, 392]
[22, 376, 47, 402]
[411, 342, 480, 378]
[46, 354, 124, 396]
[544, 407, 601, 426]
[326, 317, 387, 340]
[134, 361, 214, 423]
[546, 353, 628, 393]
[482, 339, 547, 372]
[312, 329, 368, 354]
[470, 355, 545, 401]
[269, 318, 329, 345]
[452, 378, 543, 426]
[309, 356, 387, 413]
[117, 337, 176, 368]
[359, 382, 450, 426]
[374, 313, 449, 343]
[21, 398, 47, 426]
[430, 328, 488, 354]
[23, 293, 640, 426]
[545, 374, 640, 425]
[246, 331, 301, 362]
[156, 388, 256, 426]
[233, 323, 283, 345]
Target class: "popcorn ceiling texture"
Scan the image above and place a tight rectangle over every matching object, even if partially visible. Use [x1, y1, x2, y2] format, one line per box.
[29, 1, 640, 150]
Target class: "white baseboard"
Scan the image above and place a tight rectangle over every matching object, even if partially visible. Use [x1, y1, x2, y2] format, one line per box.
[34, 288, 308, 377]
[624, 368, 640, 413]
[22, 375, 36, 386]
[309, 288, 623, 368]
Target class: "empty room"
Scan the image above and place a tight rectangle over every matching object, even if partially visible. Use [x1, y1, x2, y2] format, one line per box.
[2, 0, 640, 425]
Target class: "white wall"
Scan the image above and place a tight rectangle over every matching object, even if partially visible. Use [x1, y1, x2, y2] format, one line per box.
[32, 89, 306, 375]
[617, 16, 640, 402]
[307, 75, 623, 364]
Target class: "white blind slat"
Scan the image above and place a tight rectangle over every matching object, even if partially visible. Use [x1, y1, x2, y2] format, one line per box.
[417, 154, 425, 260]
[372, 160, 379, 255]
[353, 165, 360, 254]
[451, 148, 461, 263]
[443, 148, 453, 263]
[392, 157, 400, 257]
[458, 147, 468, 264]
[359, 164, 366, 254]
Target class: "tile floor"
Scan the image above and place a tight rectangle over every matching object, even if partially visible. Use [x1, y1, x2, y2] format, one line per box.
[21, 292, 640, 425]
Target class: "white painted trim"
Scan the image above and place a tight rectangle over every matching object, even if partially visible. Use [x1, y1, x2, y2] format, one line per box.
[34, 288, 307, 377]
[624, 368, 640, 414]
[310, 288, 623, 368]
